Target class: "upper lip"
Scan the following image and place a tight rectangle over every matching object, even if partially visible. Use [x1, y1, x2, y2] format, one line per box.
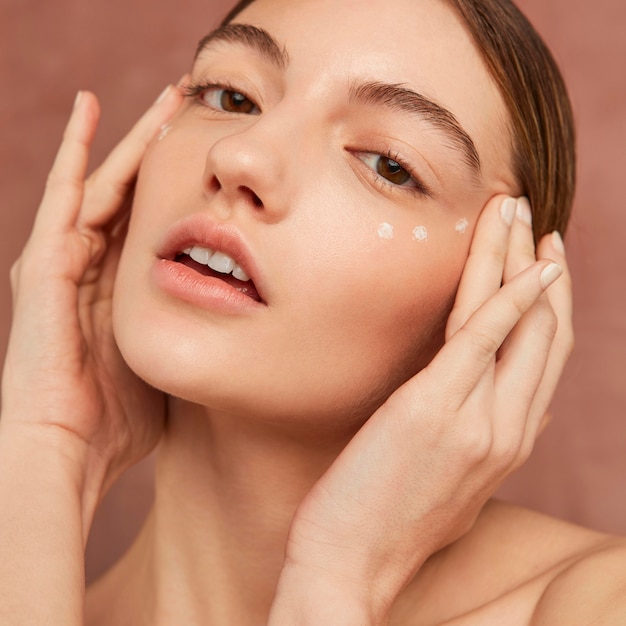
[157, 215, 267, 302]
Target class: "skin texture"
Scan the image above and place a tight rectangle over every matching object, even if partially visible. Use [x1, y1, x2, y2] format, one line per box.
[112, 0, 515, 428]
[1, 0, 625, 624]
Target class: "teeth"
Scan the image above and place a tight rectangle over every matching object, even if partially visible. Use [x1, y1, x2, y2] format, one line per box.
[185, 246, 250, 282]
[208, 251, 236, 274]
[189, 246, 213, 265]
[232, 264, 250, 281]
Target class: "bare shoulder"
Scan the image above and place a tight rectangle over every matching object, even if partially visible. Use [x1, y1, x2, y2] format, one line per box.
[531, 538, 626, 625]
[448, 498, 616, 585]
[395, 500, 625, 625]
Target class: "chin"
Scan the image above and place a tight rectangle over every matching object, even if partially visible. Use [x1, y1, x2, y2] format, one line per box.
[113, 317, 445, 441]
[111, 268, 451, 429]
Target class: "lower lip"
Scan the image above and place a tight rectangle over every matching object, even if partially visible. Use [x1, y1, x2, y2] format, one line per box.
[152, 259, 264, 314]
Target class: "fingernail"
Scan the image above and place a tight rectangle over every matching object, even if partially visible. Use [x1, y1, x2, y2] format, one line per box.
[516, 197, 533, 226]
[500, 197, 516, 226]
[541, 262, 563, 289]
[155, 84, 171, 104]
[73, 90, 83, 109]
[551, 230, 565, 255]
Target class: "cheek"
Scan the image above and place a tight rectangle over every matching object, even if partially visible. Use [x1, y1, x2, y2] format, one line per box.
[274, 219, 469, 413]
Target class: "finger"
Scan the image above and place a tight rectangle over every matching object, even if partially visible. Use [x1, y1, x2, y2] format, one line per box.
[519, 230, 573, 451]
[493, 288, 558, 430]
[497, 196, 549, 371]
[537, 231, 572, 349]
[31, 91, 100, 238]
[503, 197, 536, 283]
[80, 82, 184, 229]
[425, 259, 563, 408]
[446, 195, 516, 338]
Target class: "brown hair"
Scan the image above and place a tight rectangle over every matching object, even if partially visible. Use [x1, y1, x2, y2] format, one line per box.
[219, 0, 576, 239]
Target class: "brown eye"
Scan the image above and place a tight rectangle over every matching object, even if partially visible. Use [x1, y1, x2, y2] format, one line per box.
[376, 157, 411, 185]
[220, 90, 258, 114]
[355, 151, 431, 197]
[200, 87, 260, 115]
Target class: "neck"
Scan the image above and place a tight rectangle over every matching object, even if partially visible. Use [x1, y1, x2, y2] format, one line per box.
[122, 397, 357, 625]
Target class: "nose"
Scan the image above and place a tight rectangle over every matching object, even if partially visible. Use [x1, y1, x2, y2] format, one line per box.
[203, 120, 289, 223]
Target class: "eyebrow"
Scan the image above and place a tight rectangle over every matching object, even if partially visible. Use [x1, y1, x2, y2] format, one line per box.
[195, 24, 289, 71]
[195, 24, 481, 177]
[350, 81, 481, 175]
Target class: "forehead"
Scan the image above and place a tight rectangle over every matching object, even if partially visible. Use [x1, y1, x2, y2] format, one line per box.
[220, 0, 512, 188]
[233, 0, 483, 84]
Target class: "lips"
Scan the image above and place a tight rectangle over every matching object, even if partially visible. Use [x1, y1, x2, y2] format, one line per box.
[175, 246, 261, 302]
[154, 216, 266, 310]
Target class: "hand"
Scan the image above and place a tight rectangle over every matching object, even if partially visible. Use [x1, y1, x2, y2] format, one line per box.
[269, 195, 573, 624]
[1, 85, 184, 522]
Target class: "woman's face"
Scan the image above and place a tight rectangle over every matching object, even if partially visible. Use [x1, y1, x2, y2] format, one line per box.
[113, 0, 517, 426]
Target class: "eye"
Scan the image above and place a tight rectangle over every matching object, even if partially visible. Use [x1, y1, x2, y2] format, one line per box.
[184, 80, 262, 115]
[367, 154, 411, 186]
[354, 151, 432, 198]
[357, 151, 429, 191]
[201, 87, 260, 115]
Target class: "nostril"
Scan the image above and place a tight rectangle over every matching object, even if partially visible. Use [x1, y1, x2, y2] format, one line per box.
[208, 176, 222, 194]
[240, 186, 263, 208]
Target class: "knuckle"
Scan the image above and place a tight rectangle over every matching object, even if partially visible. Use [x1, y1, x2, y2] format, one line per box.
[469, 238, 506, 267]
[468, 324, 501, 363]
[446, 308, 464, 334]
[491, 433, 523, 467]
[458, 424, 494, 465]
[509, 289, 532, 319]
[86, 172, 132, 206]
[529, 300, 558, 340]
[45, 170, 82, 195]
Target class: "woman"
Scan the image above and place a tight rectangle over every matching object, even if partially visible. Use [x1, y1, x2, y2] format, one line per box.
[1, 0, 624, 624]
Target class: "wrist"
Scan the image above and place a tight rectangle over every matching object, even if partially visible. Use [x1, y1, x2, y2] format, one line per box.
[269, 561, 388, 626]
[0, 417, 105, 539]
[0, 417, 93, 622]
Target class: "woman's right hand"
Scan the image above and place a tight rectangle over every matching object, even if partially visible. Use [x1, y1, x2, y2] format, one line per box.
[1, 85, 183, 519]
[270, 195, 573, 625]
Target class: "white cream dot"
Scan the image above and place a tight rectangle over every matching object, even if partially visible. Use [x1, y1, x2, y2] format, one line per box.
[378, 222, 394, 240]
[412, 225, 428, 242]
[455, 218, 469, 234]
[158, 124, 172, 141]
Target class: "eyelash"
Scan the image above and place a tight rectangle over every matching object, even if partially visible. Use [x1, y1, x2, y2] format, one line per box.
[357, 149, 432, 199]
[183, 79, 260, 114]
[184, 80, 431, 199]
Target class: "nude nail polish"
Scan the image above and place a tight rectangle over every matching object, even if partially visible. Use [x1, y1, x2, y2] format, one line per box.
[500, 197, 516, 226]
[541, 263, 563, 289]
[552, 230, 565, 255]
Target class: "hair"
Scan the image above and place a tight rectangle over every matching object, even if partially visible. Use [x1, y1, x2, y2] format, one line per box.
[219, 0, 576, 239]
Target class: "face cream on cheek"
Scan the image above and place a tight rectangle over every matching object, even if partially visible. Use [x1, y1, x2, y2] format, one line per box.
[455, 217, 470, 235]
[158, 123, 173, 141]
[412, 225, 428, 242]
[377, 222, 395, 240]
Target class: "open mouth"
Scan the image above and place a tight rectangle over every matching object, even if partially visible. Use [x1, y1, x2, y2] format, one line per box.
[174, 246, 262, 303]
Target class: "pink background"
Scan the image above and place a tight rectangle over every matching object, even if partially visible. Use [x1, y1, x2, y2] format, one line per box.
[1, 0, 624, 582]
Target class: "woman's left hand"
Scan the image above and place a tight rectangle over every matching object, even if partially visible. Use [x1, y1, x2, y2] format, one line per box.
[269, 195, 573, 625]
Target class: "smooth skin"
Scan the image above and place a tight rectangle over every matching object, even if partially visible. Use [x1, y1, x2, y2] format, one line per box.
[0, 79, 622, 626]
[2, 0, 626, 624]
